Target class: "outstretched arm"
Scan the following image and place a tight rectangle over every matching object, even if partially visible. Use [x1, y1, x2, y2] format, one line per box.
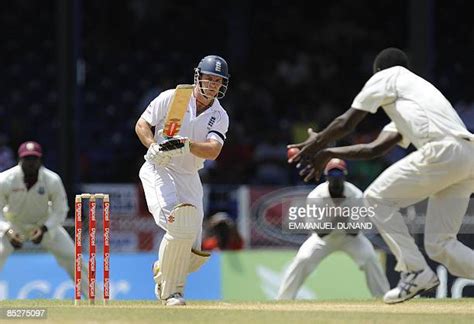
[299, 130, 402, 182]
[324, 130, 402, 160]
[289, 108, 368, 162]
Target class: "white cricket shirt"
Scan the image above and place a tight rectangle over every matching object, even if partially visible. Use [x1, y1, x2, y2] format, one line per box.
[141, 88, 229, 173]
[352, 66, 474, 149]
[0, 165, 69, 230]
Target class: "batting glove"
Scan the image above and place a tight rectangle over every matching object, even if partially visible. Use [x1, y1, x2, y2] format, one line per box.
[145, 143, 172, 167]
[145, 143, 161, 161]
[159, 136, 191, 157]
[152, 154, 172, 167]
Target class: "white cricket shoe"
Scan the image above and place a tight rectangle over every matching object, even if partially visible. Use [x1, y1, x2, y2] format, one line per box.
[383, 268, 439, 304]
[164, 293, 186, 306]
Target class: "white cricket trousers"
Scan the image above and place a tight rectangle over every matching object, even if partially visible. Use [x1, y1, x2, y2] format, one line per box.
[139, 161, 204, 249]
[0, 225, 91, 297]
[365, 137, 474, 278]
[277, 232, 389, 299]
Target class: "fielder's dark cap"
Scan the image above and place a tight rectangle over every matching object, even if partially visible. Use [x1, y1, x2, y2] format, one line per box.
[18, 141, 43, 158]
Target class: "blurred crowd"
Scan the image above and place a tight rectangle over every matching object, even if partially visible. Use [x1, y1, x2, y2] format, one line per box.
[1, 0, 473, 189]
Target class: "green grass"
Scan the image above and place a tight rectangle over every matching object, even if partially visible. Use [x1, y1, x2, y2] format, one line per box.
[0, 299, 473, 323]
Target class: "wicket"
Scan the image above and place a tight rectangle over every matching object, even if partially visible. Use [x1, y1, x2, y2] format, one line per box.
[74, 193, 110, 305]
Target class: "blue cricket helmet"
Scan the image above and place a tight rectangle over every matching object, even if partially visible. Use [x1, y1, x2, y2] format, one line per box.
[194, 55, 230, 99]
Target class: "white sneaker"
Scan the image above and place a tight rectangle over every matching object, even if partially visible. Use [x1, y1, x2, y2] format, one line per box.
[164, 293, 186, 306]
[383, 268, 439, 304]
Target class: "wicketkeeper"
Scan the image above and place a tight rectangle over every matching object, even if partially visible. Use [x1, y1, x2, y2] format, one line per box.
[277, 159, 389, 299]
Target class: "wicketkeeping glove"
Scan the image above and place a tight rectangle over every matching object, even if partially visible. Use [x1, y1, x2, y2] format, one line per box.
[159, 136, 191, 157]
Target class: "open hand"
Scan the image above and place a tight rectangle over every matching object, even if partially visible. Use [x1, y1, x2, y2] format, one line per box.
[298, 149, 333, 182]
[287, 128, 320, 163]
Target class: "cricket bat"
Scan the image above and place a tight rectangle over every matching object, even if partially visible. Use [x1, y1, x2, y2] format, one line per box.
[163, 84, 194, 138]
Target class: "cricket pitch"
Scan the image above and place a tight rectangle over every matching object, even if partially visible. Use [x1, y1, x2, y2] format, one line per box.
[0, 299, 472, 323]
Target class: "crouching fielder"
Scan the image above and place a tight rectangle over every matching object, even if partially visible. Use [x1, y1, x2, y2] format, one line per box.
[277, 159, 389, 299]
[0, 141, 92, 298]
[135, 55, 230, 306]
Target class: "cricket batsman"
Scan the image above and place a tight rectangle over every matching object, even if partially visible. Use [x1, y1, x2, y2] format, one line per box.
[290, 48, 474, 303]
[277, 159, 389, 299]
[0, 141, 91, 298]
[135, 55, 230, 305]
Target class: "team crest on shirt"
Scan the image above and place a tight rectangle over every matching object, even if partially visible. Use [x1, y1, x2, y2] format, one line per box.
[207, 116, 216, 130]
[207, 111, 221, 130]
[167, 214, 175, 224]
[38, 187, 45, 195]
